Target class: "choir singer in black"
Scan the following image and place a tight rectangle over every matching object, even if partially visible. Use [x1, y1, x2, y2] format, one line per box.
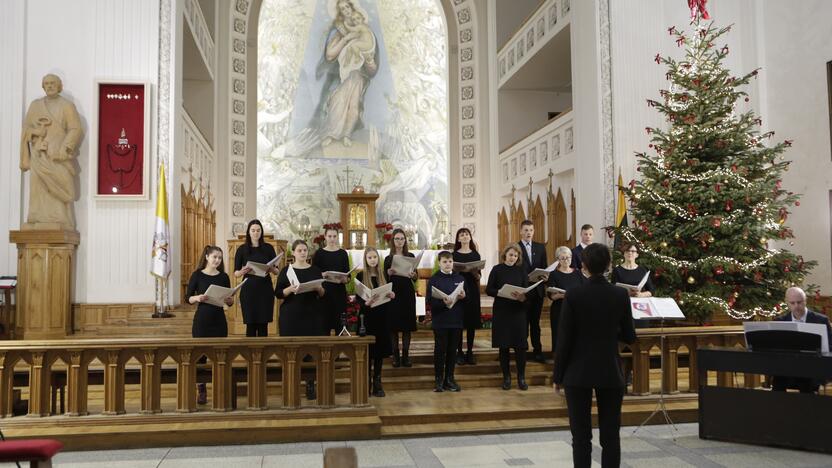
[554, 243, 636, 468]
[517, 219, 548, 363]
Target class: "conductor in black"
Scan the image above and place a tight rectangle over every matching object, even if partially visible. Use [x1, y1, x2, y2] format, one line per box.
[554, 243, 636, 468]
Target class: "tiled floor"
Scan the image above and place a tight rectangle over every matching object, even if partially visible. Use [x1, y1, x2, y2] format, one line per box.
[7, 423, 832, 467]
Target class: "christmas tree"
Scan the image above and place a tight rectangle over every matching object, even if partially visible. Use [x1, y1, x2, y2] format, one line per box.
[610, 12, 817, 323]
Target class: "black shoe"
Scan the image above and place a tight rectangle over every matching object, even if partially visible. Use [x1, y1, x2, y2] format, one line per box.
[443, 378, 461, 392]
[392, 353, 401, 368]
[465, 350, 476, 365]
[434, 378, 445, 392]
[402, 355, 413, 367]
[372, 376, 386, 397]
[456, 351, 466, 366]
[533, 352, 546, 364]
[517, 377, 528, 391]
[501, 376, 511, 391]
[306, 381, 316, 401]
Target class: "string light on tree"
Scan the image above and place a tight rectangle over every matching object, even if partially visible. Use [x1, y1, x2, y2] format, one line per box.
[606, 9, 817, 322]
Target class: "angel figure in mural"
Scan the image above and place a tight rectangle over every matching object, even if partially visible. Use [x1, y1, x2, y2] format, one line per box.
[318, 0, 379, 148]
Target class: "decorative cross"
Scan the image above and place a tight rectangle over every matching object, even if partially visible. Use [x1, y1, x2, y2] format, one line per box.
[342, 165, 354, 191]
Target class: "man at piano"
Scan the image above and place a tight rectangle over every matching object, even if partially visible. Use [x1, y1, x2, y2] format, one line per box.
[771, 287, 832, 393]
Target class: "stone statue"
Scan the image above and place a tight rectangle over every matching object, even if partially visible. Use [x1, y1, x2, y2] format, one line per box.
[20, 74, 82, 230]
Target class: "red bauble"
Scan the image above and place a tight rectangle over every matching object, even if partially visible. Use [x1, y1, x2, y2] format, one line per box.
[715, 183, 721, 193]
[775, 180, 782, 189]
[711, 217, 722, 228]
[725, 200, 733, 211]
[795, 201, 801, 206]
[784, 266, 790, 272]
[730, 164, 738, 172]
[714, 266, 724, 275]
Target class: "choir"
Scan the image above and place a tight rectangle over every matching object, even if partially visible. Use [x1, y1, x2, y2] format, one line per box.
[185, 218, 652, 401]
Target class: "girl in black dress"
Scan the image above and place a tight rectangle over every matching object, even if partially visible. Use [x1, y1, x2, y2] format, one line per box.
[186, 245, 233, 404]
[233, 219, 278, 337]
[275, 240, 326, 399]
[452, 228, 482, 366]
[547, 245, 585, 389]
[355, 247, 395, 397]
[312, 228, 350, 334]
[384, 228, 417, 367]
[486, 244, 530, 391]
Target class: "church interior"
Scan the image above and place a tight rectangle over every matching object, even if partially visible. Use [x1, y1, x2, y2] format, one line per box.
[1, 0, 832, 466]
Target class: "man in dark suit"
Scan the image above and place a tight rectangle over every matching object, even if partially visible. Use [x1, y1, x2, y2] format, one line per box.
[555, 243, 636, 468]
[517, 219, 549, 363]
[570, 224, 594, 270]
[771, 286, 832, 393]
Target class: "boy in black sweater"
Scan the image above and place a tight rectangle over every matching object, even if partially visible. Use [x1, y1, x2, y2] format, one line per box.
[428, 251, 467, 392]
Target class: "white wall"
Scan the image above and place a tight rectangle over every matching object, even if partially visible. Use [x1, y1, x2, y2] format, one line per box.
[0, 0, 165, 303]
[0, 0, 26, 279]
[759, 1, 832, 290]
[498, 90, 571, 150]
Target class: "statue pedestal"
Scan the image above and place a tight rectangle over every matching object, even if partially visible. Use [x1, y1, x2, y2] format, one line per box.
[9, 230, 79, 339]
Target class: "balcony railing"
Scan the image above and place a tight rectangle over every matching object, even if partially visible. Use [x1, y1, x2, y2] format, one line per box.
[498, 0, 571, 86]
[184, 0, 215, 78]
[499, 109, 573, 189]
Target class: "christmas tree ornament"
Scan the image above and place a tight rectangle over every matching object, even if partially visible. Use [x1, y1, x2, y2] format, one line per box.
[687, 276, 696, 284]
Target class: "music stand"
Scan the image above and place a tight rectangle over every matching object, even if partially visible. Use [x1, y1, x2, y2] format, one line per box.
[629, 297, 685, 439]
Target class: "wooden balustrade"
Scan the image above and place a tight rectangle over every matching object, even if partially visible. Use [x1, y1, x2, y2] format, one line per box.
[628, 326, 747, 396]
[0, 336, 373, 419]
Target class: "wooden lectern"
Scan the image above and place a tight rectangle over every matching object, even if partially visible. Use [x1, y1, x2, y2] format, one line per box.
[9, 230, 79, 339]
[337, 191, 379, 249]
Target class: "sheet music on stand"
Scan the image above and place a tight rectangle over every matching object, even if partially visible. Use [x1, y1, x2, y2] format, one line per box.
[631, 296, 685, 439]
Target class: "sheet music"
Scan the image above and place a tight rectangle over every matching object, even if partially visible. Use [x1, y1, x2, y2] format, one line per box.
[245, 253, 283, 277]
[203, 278, 247, 308]
[743, 321, 829, 353]
[390, 251, 424, 277]
[452, 260, 485, 273]
[294, 279, 325, 295]
[629, 297, 685, 320]
[287, 264, 300, 286]
[323, 265, 359, 283]
[354, 281, 394, 308]
[497, 280, 544, 300]
[431, 282, 465, 308]
[546, 286, 566, 294]
[616, 270, 650, 292]
[0, 279, 16, 289]
[528, 261, 558, 282]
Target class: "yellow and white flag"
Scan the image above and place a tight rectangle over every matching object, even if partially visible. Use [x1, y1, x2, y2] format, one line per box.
[150, 164, 171, 278]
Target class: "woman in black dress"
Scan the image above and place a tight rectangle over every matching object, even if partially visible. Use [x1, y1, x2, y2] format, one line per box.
[355, 247, 395, 397]
[186, 245, 234, 403]
[275, 240, 326, 399]
[547, 245, 585, 388]
[233, 219, 278, 337]
[384, 228, 417, 367]
[486, 244, 530, 391]
[452, 227, 482, 366]
[312, 227, 350, 335]
[611, 241, 655, 386]
[611, 242, 655, 299]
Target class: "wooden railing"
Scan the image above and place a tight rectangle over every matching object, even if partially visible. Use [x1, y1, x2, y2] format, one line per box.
[0, 336, 373, 418]
[629, 326, 747, 396]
